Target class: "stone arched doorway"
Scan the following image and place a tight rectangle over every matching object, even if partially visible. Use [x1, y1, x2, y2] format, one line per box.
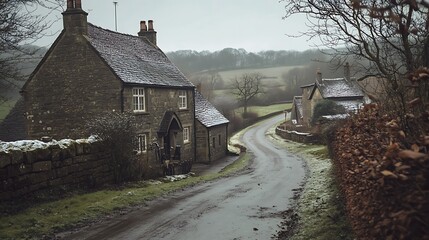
[158, 111, 183, 160]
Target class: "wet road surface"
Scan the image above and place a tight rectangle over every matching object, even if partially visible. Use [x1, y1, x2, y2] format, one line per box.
[63, 114, 306, 240]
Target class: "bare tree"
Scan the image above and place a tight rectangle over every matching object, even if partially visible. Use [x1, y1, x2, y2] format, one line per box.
[0, 0, 63, 105]
[190, 72, 222, 101]
[231, 72, 264, 115]
[282, 0, 429, 131]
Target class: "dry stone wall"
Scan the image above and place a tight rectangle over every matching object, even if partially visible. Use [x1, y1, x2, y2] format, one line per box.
[0, 137, 113, 200]
[275, 127, 321, 144]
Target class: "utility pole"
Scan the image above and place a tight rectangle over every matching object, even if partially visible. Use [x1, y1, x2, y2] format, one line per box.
[113, 1, 118, 31]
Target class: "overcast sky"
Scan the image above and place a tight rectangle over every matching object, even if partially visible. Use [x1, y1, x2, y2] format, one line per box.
[37, 0, 318, 53]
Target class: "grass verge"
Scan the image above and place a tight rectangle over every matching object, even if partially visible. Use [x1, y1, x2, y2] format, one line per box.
[0, 153, 250, 239]
[266, 127, 353, 240]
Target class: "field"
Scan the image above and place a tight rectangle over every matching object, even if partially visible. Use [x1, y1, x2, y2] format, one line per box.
[217, 65, 301, 88]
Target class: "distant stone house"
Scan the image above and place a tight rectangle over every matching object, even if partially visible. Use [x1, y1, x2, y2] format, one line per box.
[195, 91, 229, 163]
[290, 64, 367, 127]
[290, 96, 303, 125]
[0, 0, 228, 168]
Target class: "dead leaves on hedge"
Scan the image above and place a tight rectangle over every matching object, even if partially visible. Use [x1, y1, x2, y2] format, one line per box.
[332, 103, 429, 240]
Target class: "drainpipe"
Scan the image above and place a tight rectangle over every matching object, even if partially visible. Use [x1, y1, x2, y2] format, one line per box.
[225, 124, 228, 155]
[120, 85, 124, 113]
[192, 88, 197, 163]
[207, 128, 211, 163]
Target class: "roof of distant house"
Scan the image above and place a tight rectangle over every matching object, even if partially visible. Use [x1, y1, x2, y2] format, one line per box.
[87, 24, 194, 88]
[195, 91, 229, 128]
[312, 78, 364, 99]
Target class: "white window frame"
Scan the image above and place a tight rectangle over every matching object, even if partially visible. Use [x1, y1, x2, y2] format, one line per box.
[179, 90, 187, 109]
[183, 127, 190, 143]
[133, 88, 145, 112]
[136, 134, 147, 153]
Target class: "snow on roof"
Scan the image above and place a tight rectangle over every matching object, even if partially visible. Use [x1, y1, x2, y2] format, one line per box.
[336, 100, 364, 112]
[195, 91, 229, 128]
[321, 114, 350, 120]
[87, 24, 194, 88]
[0, 136, 99, 153]
[316, 78, 364, 99]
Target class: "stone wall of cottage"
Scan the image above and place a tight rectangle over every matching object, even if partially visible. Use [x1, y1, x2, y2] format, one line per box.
[208, 124, 228, 162]
[195, 121, 209, 162]
[22, 31, 123, 140]
[123, 87, 195, 164]
[301, 86, 313, 127]
[0, 140, 113, 200]
[195, 121, 228, 163]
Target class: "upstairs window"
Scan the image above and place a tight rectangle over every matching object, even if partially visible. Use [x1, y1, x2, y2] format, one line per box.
[179, 90, 187, 109]
[183, 127, 190, 143]
[136, 134, 147, 153]
[133, 88, 145, 112]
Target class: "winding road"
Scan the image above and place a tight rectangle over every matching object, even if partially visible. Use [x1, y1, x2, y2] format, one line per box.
[63, 114, 306, 240]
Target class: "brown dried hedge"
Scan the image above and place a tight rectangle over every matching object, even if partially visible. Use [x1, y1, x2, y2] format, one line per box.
[331, 104, 429, 240]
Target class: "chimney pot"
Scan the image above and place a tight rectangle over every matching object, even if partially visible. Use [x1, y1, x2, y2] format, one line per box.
[344, 62, 351, 81]
[138, 19, 157, 46]
[316, 69, 322, 83]
[140, 21, 147, 32]
[66, 0, 82, 9]
[67, 0, 73, 8]
[75, 0, 82, 8]
[148, 20, 154, 31]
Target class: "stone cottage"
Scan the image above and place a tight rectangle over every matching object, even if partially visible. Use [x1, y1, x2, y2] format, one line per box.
[195, 91, 229, 163]
[1, 0, 229, 168]
[290, 64, 367, 127]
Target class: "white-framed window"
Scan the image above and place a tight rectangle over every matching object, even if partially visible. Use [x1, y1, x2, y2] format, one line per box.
[133, 88, 145, 112]
[183, 127, 190, 143]
[136, 134, 147, 153]
[179, 90, 187, 109]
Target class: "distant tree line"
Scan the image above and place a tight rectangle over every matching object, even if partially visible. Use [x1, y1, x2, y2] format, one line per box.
[167, 48, 327, 76]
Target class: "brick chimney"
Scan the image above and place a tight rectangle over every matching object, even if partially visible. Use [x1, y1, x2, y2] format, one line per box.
[344, 62, 351, 81]
[138, 20, 157, 46]
[316, 68, 323, 84]
[62, 0, 88, 34]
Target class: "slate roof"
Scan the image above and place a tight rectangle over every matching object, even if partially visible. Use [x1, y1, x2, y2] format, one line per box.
[314, 78, 364, 99]
[0, 98, 27, 141]
[195, 91, 229, 128]
[87, 24, 194, 88]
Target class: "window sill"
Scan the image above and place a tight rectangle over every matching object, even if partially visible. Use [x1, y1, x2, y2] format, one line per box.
[133, 111, 149, 115]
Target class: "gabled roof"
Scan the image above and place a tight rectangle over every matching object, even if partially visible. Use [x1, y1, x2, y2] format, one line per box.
[195, 91, 229, 128]
[87, 24, 194, 88]
[311, 78, 364, 99]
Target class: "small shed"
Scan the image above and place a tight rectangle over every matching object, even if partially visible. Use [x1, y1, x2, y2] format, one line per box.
[195, 91, 229, 163]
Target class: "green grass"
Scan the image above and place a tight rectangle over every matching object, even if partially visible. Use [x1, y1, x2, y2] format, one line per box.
[0, 153, 251, 239]
[285, 144, 352, 240]
[0, 100, 17, 121]
[265, 127, 353, 240]
[217, 65, 300, 86]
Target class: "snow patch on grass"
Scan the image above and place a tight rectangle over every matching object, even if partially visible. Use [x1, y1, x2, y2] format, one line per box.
[267, 124, 352, 240]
